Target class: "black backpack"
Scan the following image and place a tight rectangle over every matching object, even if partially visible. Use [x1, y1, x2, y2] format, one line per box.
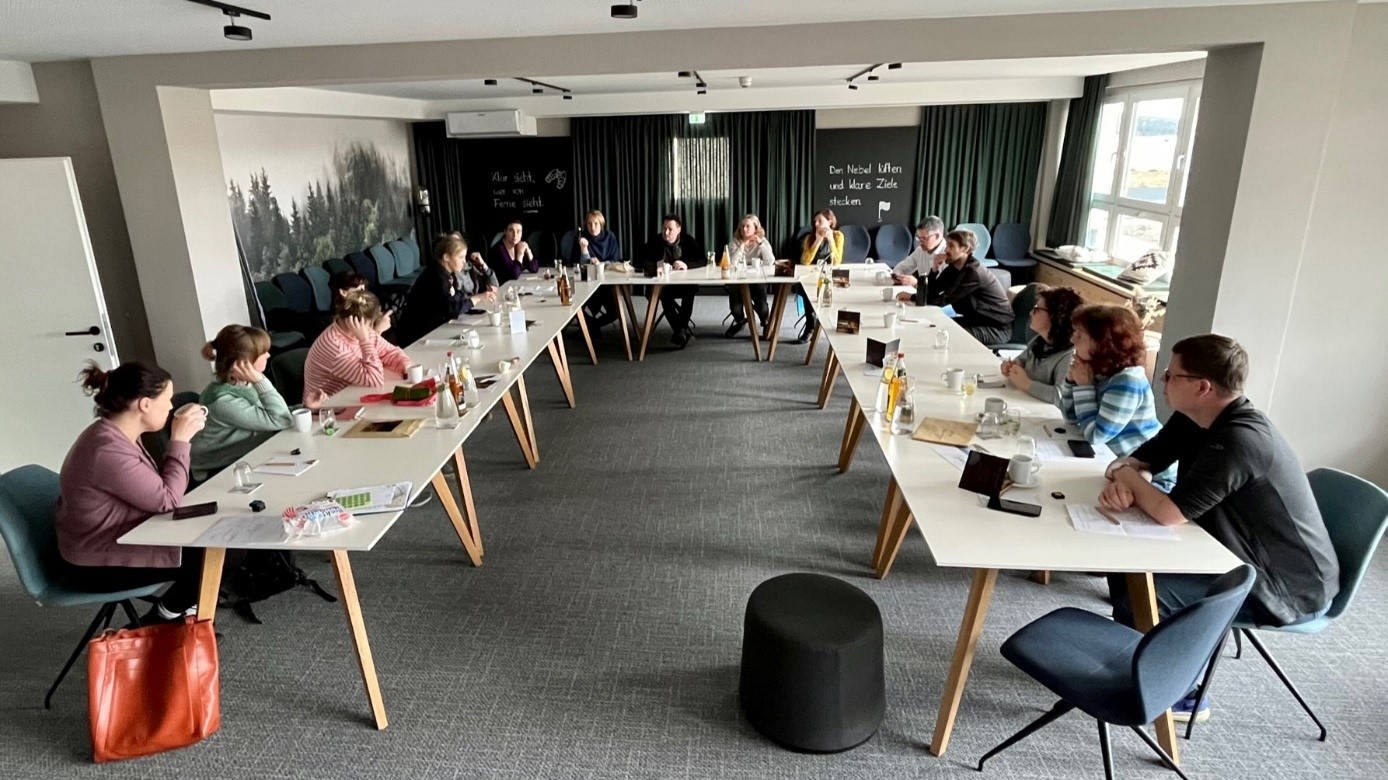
[218, 550, 336, 624]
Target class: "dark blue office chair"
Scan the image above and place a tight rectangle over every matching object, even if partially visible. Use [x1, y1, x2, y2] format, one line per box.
[978, 564, 1256, 780]
[558, 229, 581, 266]
[252, 280, 305, 352]
[272, 272, 314, 314]
[0, 465, 171, 709]
[955, 222, 997, 268]
[872, 223, 913, 266]
[992, 222, 1036, 272]
[302, 266, 332, 313]
[526, 230, 557, 266]
[323, 255, 353, 277]
[386, 238, 422, 284]
[991, 283, 1042, 353]
[1186, 468, 1388, 742]
[839, 225, 871, 263]
[346, 250, 378, 289]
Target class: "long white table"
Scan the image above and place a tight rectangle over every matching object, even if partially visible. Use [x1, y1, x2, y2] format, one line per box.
[802, 273, 1241, 763]
[120, 279, 599, 730]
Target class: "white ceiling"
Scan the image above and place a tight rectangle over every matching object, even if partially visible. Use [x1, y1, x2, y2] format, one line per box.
[0, 0, 1335, 62]
[320, 54, 1204, 102]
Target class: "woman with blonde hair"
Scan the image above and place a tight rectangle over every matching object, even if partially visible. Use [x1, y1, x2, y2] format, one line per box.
[723, 213, 776, 338]
[190, 324, 326, 480]
[396, 234, 498, 346]
[303, 290, 412, 401]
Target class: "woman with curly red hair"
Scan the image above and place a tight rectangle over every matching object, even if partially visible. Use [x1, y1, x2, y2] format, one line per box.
[1061, 304, 1169, 486]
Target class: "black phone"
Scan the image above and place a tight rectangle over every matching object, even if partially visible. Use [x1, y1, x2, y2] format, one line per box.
[996, 498, 1043, 517]
[172, 501, 218, 520]
[1067, 439, 1096, 458]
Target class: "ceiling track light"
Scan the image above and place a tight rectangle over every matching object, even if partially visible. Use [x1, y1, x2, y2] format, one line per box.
[677, 70, 692, 78]
[887, 62, 903, 70]
[689, 69, 707, 95]
[184, 0, 269, 42]
[484, 78, 498, 86]
[697, 89, 707, 95]
[848, 83, 858, 91]
[514, 77, 574, 100]
[611, 1, 641, 19]
[867, 74, 879, 81]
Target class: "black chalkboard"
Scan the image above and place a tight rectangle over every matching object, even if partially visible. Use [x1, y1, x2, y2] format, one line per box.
[814, 127, 918, 228]
[456, 136, 574, 238]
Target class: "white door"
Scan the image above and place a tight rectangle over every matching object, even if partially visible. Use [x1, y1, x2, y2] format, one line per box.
[0, 158, 119, 472]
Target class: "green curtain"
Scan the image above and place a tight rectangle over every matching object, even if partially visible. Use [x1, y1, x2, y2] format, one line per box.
[572, 110, 814, 258]
[410, 121, 466, 242]
[1047, 74, 1110, 247]
[913, 102, 1048, 232]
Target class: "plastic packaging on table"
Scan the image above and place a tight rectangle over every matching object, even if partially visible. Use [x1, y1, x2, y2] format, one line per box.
[281, 501, 355, 539]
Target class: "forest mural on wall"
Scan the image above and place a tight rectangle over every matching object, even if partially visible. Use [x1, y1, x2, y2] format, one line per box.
[227, 142, 412, 281]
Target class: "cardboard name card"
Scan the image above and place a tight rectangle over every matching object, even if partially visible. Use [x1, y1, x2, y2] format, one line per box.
[508, 307, 527, 334]
[910, 416, 979, 447]
[774, 261, 794, 277]
[836, 310, 861, 334]
[866, 337, 900, 368]
[832, 268, 851, 288]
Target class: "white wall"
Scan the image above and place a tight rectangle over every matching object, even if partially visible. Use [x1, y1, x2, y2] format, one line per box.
[816, 106, 921, 128]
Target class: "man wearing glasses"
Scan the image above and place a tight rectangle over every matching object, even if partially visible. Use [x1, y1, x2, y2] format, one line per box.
[889, 216, 946, 286]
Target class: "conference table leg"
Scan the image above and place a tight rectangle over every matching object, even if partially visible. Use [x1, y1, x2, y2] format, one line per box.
[766, 284, 792, 361]
[451, 448, 482, 557]
[547, 338, 577, 409]
[740, 284, 763, 361]
[574, 308, 598, 365]
[872, 483, 914, 579]
[501, 390, 538, 470]
[329, 550, 389, 731]
[1127, 572, 1181, 766]
[803, 322, 822, 366]
[817, 350, 840, 409]
[930, 567, 1000, 756]
[195, 547, 226, 622]
[613, 286, 634, 362]
[837, 397, 866, 473]
[430, 470, 483, 566]
[638, 284, 664, 361]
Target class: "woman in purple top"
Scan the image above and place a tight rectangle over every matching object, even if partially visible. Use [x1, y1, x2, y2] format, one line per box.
[56, 361, 210, 622]
[487, 220, 540, 284]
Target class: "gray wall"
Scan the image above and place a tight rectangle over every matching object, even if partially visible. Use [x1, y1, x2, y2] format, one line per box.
[0, 60, 154, 363]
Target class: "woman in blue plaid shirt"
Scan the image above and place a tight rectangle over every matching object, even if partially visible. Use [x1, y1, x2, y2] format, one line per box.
[1061, 304, 1173, 489]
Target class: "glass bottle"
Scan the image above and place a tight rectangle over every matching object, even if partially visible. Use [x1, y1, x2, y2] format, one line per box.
[891, 378, 916, 435]
[557, 267, 572, 306]
[461, 364, 480, 409]
[875, 352, 898, 413]
[445, 352, 463, 406]
[434, 363, 460, 427]
[719, 249, 731, 280]
[319, 407, 337, 436]
[886, 354, 908, 420]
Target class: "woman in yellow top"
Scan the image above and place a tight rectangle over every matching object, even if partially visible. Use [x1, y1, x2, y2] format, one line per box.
[793, 209, 844, 343]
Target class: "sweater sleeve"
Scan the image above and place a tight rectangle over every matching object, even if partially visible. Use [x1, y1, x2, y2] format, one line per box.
[1023, 351, 1073, 406]
[336, 337, 386, 388]
[374, 335, 411, 377]
[94, 439, 189, 515]
[830, 231, 845, 265]
[210, 379, 294, 432]
[1070, 376, 1143, 445]
[799, 236, 818, 265]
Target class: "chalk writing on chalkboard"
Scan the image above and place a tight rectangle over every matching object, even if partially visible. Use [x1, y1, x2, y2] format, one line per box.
[545, 168, 568, 190]
[825, 161, 903, 208]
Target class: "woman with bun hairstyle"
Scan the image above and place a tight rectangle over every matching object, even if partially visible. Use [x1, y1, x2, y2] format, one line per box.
[303, 289, 412, 402]
[191, 324, 327, 480]
[56, 361, 210, 621]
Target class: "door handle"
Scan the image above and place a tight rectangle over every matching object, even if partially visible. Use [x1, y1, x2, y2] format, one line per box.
[65, 326, 100, 336]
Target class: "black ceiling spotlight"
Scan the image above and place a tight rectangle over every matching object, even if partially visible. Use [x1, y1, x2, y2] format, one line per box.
[888, 62, 903, 70]
[515, 76, 574, 100]
[848, 83, 858, 91]
[611, 1, 640, 19]
[697, 89, 707, 95]
[184, 0, 270, 42]
[563, 94, 573, 100]
[867, 74, 879, 81]
[533, 88, 544, 94]
[677, 70, 692, 78]
[484, 78, 498, 86]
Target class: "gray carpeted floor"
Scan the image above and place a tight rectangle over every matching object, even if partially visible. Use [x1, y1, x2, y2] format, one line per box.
[3, 298, 1386, 779]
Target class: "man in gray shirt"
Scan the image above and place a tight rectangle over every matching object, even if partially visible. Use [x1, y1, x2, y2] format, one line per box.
[891, 216, 946, 285]
[1103, 334, 1339, 629]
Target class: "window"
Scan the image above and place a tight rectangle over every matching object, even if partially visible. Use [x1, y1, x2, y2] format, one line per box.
[1083, 82, 1201, 263]
[669, 136, 730, 202]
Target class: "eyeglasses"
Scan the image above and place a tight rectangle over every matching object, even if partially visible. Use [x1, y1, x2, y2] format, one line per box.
[1031, 305, 1048, 313]
[1162, 369, 1203, 384]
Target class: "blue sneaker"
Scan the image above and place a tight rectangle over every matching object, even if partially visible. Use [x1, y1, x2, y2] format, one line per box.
[1170, 694, 1211, 723]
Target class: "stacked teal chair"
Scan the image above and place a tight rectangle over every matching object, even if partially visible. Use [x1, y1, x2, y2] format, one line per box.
[990, 283, 1041, 353]
[386, 239, 422, 285]
[253, 281, 305, 352]
[954, 222, 996, 267]
[0, 465, 171, 709]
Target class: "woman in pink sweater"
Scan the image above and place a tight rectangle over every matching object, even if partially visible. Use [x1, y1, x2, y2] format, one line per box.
[56, 361, 209, 621]
[303, 290, 412, 403]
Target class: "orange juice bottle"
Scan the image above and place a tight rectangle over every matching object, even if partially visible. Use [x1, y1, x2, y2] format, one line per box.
[886, 354, 907, 419]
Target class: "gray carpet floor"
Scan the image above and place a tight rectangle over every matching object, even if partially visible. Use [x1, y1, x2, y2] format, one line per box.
[3, 298, 1386, 779]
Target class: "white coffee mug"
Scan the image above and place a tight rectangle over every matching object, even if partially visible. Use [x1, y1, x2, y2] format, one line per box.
[881, 288, 898, 303]
[876, 271, 891, 285]
[883, 312, 898, 329]
[487, 311, 503, 327]
[1008, 454, 1042, 486]
[291, 408, 313, 433]
[942, 367, 965, 393]
[406, 364, 425, 383]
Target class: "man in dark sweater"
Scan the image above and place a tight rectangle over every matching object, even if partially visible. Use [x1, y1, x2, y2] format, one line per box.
[900, 228, 1013, 345]
[638, 214, 707, 348]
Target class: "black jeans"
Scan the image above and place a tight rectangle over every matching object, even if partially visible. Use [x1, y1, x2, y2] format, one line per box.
[726, 284, 769, 324]
[962, 322, 1012, 347]
[660, 285, 698, 333]
[62, 548, 207, 613]
[795, 287, 817, 333]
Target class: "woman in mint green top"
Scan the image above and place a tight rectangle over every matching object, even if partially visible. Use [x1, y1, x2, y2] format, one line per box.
[190, 325, 326, 480]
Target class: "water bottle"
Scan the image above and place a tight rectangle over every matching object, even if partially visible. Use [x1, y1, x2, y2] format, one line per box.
[875, 352, 898, 413]
[435, 363, 460, 427]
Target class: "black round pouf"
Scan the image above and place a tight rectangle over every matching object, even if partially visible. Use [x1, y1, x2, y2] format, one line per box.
[739, 573, 885, 752]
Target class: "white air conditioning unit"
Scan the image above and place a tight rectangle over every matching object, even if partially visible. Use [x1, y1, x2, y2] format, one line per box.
[445, 110, 537, 138]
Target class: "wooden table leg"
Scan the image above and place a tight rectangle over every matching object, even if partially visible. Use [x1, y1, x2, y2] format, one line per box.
[837, 397, 866, 473]
[614, 286, 634, 362]
[430, 471, 482, 566]
[638, 284, 663, 361]
[1128, 572, 1181, 765]
[1029, 571, 1052, 585]
[329, 550, 388, 730]
[452, 447, 482, 557]
[740, 284, 762, 361]
[873, 491, 914, 579]
[574, 308, 598, 365]
[766, 284, 792, 361]
[803, 321, 823, 366]
[870, 478, 902, 570]
[817, 350, 840, 409]
[547, 338, 576, 409]
[930, 568, 1000, 756]
[516, 374, 539, 463]
[501, 391, 538, 469]
[196, 547, 226, 622]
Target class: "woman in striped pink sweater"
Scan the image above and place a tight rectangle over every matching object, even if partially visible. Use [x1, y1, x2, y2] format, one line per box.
[303, 290, 411, 402]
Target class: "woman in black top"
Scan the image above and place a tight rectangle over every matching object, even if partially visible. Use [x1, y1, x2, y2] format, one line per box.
[396, 234, 497, 346]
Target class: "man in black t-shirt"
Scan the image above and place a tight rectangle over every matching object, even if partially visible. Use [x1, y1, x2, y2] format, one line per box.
[1103, 334, 1339, 630]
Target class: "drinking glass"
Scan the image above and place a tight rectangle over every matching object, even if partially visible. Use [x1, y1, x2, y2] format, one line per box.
[962, 375, 978, 397]
[1005, 409, 1024, 437]
[934, 329, 949, 350]
[1016, 435, 1037, 460]
[233, 461, 254, 490]
[320, 407, 337, 436]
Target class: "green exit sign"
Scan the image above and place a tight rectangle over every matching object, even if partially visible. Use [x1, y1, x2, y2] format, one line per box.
[688, 113, 706, 125]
